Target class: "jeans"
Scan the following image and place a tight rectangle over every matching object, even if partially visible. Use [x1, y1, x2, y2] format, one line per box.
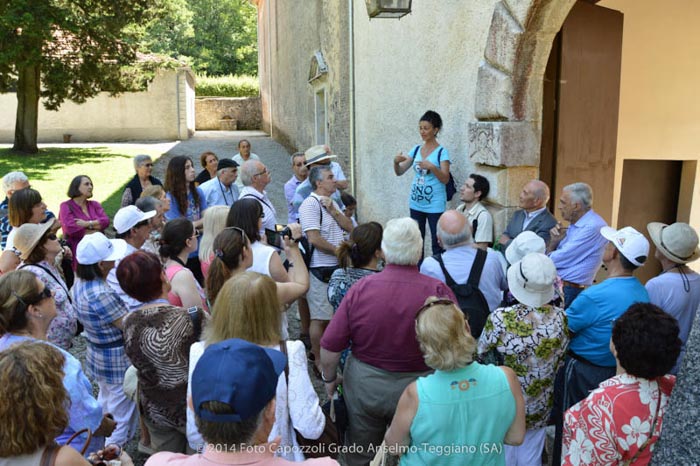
[563, 285, 585, 310]
[410, 209, 443, 258]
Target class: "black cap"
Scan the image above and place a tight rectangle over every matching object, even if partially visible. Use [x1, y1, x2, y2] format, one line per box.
[217, 159, 239, 170]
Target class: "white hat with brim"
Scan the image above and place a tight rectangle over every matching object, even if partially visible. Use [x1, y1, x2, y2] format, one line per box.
[13, 220, 57, 261]
[76, 233, 128, 265]
[600, 226, 649, 267]
[114, 205, 157, 235]
[507, 253, 556, 308]
[647, 222, 700, 265]
[505, 231, 546, 265]
[303, 145, 337, 166]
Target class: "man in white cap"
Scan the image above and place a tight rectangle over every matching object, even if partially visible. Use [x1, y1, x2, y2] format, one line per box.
[551, 225, 650, 464]
[646, 222, 700, 374]
[292, 145, 347, 212]
[107, 205, 156, 310]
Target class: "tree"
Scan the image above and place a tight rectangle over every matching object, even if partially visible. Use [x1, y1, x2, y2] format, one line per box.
[0, 0, 160, 154]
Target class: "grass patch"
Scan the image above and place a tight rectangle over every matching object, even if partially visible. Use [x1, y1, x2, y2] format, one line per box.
[195, 74, 259, 97]
[0, 147, 164, 220]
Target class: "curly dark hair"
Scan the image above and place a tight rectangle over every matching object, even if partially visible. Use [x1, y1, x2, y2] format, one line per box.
[612, 302, 681, 379]
[419, 110, 443, 133]
[164, 156, 200, 217]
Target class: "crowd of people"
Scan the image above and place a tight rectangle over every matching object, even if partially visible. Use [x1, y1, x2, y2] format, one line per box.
[0, 115, 697, 466]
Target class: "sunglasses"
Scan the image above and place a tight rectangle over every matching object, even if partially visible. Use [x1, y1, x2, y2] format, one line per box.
[415, 298, 457, 320]
[13, 287, 54, 309]
[46, 233, 58, 241]
[142, 163, 154, 168]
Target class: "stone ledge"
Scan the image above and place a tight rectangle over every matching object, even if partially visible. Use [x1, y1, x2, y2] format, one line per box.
[475, 64, 514, 120]
[467, 121, 540, 168]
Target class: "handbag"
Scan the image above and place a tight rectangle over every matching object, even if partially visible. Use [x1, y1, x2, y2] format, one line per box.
[279, 341, 339, 458]
[40, 428, 93, 466]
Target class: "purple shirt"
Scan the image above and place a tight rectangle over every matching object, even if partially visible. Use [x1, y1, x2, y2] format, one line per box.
[321, 264, 457, 372]
[284, 175, 304, 223]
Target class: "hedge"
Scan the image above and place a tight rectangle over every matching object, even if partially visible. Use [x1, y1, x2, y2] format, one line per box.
[196, 74, 259, 97]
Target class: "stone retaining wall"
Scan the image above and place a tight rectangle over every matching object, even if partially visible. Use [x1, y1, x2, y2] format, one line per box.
[195, 97, 262, 130]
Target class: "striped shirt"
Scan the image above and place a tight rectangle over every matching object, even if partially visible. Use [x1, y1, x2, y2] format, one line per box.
[72, 278, 129, 384]
[299, 192, 344, 268]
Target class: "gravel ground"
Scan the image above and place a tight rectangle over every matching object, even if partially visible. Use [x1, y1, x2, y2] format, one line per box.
[68, 131, 328, 465]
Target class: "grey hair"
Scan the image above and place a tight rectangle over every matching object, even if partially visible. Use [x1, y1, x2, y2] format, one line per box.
[135, 195, 161, 213]
[563, 182, 593, 210]
[2, 171, 28, 193]
[308, 166, 331, 191]
[290, 152, 305, 165]
[382, 217, 422, 266]
[133, 154, 152, 170]
[437, 219, 472, 249]
[239, 160, 260, 187]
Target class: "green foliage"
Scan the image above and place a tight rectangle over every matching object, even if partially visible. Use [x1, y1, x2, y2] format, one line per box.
[141, 0, 258, 77]
[196, 74, 259, 97]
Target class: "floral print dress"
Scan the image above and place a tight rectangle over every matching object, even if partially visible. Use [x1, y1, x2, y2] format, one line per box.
[478, 303, 569, 429]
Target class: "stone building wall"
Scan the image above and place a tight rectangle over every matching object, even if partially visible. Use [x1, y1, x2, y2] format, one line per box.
[195, 97, 262, 130]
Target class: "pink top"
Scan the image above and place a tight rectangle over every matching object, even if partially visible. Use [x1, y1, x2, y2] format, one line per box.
[165, 263, 209, 312]
[59, 199, 110, 261]
[146, 448, 338, 465]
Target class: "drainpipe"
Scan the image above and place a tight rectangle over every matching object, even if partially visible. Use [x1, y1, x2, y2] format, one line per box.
[176, 70, 182, 140]
[348, 0, 356, 195]
[266, 0, 274, 138]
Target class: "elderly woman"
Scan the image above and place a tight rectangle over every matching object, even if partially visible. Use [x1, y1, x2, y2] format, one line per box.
[198, 205, 229, 278]
[320, 217, 457, 466]
[72, 233, 138, 447]
[187, 272, 324, 460]
[142, 184, 171, 213]
[563, 302, 680, 464]
[478, 252, 568, 465]
[121, 154, 163, 207]
[328, 221, 383, 312]
[135, 195, 166, 255]
[160, 218, 208, 311]
[59, 175, 110, 262]
[0, 271, 114, 456]
[117, 251, 206, 453]
[194, 151, 218, 186]
[13, 220, 77, 350]
[384, 298, 526, 465]
[4, 187, 48, 252]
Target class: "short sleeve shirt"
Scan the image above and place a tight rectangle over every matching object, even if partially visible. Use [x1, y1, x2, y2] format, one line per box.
[408, 144, 450, 214]
[299, 193, 344, 268]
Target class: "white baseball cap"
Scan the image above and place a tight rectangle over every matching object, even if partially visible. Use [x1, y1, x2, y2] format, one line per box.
[76, 233, 128, 265]
[114, 205, 156, 234]
[600, 226, 649, 267]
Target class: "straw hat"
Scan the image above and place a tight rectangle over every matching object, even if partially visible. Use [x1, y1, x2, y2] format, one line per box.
[647, 222, 700, 264]
[13, 220, 57, 261]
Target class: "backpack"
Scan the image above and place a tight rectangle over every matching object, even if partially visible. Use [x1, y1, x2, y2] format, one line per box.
[411, 145, 457, 201]
[432, 248, 490, 338]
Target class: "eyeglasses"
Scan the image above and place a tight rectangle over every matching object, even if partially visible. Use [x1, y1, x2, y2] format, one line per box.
[254, 169, 269, 177]
[142, 163, 154, 168]
[414, 298, 458, 320]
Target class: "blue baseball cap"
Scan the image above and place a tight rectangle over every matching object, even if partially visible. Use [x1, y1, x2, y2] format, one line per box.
[192, 338, 287, 423]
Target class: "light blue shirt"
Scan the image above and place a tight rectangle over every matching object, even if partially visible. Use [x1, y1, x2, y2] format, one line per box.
[0, 334, 104, 454]
[199, 176, 239, 207]
[408, 144, 451, 214]
[567, 277, 649, 366]
[420, 244, 507, 312]
[548, 209, 608, 285]
[164, 188, 207, 258]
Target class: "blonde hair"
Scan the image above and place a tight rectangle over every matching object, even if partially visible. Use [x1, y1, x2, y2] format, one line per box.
[141, 184, 165, 199]
[0, 341, 68, 456]
[415, 297, 476, 371]
[205, 272, 281, 346]
[199, 205, 230, 263]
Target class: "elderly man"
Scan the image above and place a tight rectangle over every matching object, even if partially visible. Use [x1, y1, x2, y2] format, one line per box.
[106, 205, 156, 310]
[499, 179, 557, 251]
[456, 173, 494, 249]
[198, 159, 239, 207]
[646, 222, 700, 374]
[321, 217, 456, 466]
[0, 171, 56, 250]
[146, 338, 338, 465]
[547, 182, 608, 307]
[420, 210, 507, 337]
[552, 225, 650, 465]
[292, 145, 347, 211]
[299, 166, 353, 372]
[239, 159, 278, 236]
[284, 152, 308, 223]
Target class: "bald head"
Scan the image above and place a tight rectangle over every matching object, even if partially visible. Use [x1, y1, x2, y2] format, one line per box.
[437, 210, 472, 249]
[519, 179, 550, 212]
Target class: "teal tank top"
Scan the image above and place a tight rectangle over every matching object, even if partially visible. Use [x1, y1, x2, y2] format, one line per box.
[401, 363, 515, 466]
